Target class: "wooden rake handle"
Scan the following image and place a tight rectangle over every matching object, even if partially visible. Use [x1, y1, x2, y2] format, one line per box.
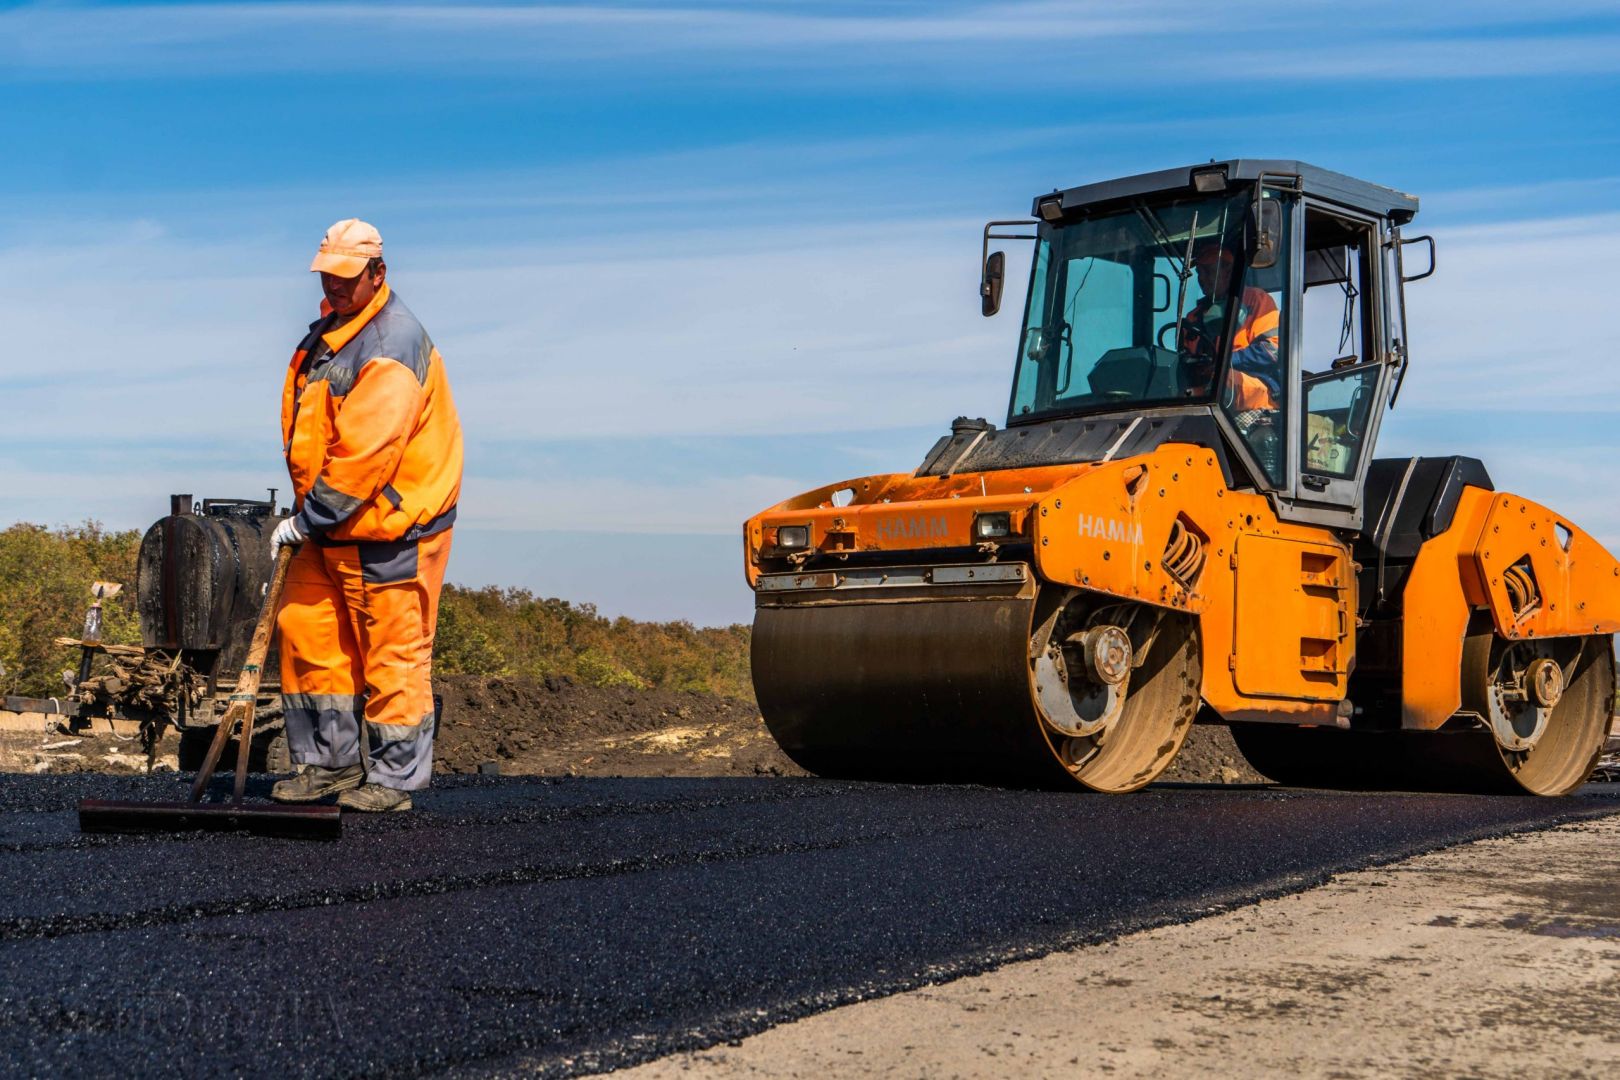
[189, 544, 294, 803]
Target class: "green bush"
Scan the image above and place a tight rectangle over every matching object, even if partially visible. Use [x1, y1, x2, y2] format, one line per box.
[431, 584, 753, 701]
[0, 522, 143, 698]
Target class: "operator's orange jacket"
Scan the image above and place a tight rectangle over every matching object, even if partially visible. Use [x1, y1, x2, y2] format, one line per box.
[1185, 286, 1281, 412]
[281, 283, 463, 542]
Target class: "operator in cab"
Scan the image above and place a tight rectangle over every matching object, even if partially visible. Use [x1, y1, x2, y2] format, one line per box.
[1178, 240, 1281, 412]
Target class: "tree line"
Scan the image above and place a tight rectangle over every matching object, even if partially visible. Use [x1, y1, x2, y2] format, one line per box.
[0, 523, 752, 702]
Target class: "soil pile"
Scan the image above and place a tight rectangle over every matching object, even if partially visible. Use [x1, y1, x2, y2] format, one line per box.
[1161, 725, 1266, 785]
[433, 674, 1264, 784]
[434, 675, 800, 778]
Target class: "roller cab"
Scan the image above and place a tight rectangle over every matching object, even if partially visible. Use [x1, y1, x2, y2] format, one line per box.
[747, 160, 1620, 794]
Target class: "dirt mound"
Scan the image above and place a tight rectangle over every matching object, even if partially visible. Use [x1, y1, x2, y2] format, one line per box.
[1161, 724, 1265, 785]
[434, 675, 801, 778]
[432, 675, 1262, 785]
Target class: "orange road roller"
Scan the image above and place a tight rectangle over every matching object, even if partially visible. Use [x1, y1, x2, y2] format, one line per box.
[744, 159, 1620, 795]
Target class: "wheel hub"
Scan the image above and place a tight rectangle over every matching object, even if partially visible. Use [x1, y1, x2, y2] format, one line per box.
[1079, 625, 1132, 685]
[1526, 657, 1564, 708]
[1485, 643, 1559, 752]
[1033, 623, 1133, 739]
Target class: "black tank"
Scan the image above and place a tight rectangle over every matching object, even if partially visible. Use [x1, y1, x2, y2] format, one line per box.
[137, 494, 288, 685]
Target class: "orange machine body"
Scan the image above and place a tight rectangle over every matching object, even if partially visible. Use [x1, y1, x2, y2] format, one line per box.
[1400, 486, 1620, 729]
[746, 443, 1620, 732]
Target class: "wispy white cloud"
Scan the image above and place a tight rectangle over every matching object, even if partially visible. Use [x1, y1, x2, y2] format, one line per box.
[1397, 211, 1620, 411]
[0, 1, 1193, 76]
[1, 200, 1607, 524]
[3, 1, 1616, 83]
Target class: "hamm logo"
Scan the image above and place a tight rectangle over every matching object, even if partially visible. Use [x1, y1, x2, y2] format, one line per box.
[876, 515, 950, 541]
[1077, 514, 1144, 544]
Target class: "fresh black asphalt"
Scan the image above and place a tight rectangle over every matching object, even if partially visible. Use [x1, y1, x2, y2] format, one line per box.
[1, 772, 1616, 1078]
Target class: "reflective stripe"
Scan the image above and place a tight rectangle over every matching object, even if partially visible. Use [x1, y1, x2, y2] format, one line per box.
[282, 692, 364, 715]
[369, 716, 432, 741]
[283, 694, 363, 769]
[365, 711, 436, 790]
[304, 476, 365, 532]
[307, 360, 357, 397]
[340, 295, 435, 386]
[403, 504, 456, 541]
[358, 537, 418, 585]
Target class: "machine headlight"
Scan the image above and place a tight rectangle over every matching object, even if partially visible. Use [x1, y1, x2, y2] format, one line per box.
[1191, 165, 1229, 193]
[973, 512, 1012, 540]
[775, 524, 811, 551]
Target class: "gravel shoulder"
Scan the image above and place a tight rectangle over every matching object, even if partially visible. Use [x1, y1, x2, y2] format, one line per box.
[621, 813, 1620, 1079]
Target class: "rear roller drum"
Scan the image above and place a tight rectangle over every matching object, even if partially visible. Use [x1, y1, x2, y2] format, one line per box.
[1455, 625, 1613, 795]
[1231, 626, 1613, 796]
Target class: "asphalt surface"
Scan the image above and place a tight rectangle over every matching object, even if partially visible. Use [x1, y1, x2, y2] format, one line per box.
[2, 772, 1617, 1078]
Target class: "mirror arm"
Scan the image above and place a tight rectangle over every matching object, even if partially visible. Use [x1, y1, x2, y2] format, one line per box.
[980, 220, 1038, 316]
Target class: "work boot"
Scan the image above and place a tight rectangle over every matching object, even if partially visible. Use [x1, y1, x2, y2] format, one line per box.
[270, 764, 363, 803]
[337, 783, 413, 813]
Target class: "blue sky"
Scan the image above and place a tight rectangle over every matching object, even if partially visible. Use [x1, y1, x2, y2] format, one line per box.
[2, 0, 1618, 626]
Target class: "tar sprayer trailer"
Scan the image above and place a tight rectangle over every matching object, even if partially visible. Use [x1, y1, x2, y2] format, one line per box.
[2, 494, 292, 771]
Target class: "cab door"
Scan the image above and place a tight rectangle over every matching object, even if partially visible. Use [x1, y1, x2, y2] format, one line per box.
[1280, 202, 1397, 528]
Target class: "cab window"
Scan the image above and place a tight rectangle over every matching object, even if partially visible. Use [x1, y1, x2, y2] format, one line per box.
[1301, 210, 1378, 480]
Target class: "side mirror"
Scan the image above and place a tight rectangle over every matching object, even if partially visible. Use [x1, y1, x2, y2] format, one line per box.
[981, 250, 1006, 317]
[1249, 198, 1283, 270]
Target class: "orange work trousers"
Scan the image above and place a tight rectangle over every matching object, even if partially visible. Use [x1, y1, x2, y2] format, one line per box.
[276, 528, 452, 790]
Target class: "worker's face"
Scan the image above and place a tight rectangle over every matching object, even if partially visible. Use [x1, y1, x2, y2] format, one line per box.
[321, 260, 385, 317]
[1194, 256, 1231, 299]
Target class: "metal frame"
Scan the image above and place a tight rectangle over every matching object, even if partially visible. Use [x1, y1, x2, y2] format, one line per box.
[1035, 159, 1418, 227]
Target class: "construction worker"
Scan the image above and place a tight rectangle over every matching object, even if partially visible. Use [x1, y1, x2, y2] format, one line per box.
[1178, 240, 1281, 412]
[268, 219, 463, 813]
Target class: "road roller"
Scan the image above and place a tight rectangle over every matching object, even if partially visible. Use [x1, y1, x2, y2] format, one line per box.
[744, 159, 1620, 795]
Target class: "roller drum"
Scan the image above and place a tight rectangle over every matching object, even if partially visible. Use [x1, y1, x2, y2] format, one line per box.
[753, 568, 1201, 790]
[754, 582, 1066, 785]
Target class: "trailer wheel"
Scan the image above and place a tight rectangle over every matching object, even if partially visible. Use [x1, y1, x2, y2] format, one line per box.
[177, 727, 213, 772]
[262, 731, 292, 775]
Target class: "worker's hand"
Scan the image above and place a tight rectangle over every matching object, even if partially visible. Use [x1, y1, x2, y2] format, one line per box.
[1179, 320, 1216, 357]
[271, 515, 308, 555]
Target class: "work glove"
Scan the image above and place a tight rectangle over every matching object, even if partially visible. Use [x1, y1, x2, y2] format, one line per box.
[271, 514, 309, 555]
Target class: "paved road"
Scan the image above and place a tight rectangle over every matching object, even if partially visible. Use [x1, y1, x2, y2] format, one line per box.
[1, 772, 1616, 1078]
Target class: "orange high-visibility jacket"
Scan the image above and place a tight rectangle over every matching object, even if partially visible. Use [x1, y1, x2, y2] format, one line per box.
[281, 284, 463, 543]
[1185, 286, 1281, 412]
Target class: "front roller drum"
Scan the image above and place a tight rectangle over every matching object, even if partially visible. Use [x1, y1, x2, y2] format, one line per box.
[752, 582, 1201, 791]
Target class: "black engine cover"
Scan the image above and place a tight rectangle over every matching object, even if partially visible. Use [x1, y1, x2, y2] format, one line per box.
[137, 496, 286, 681]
